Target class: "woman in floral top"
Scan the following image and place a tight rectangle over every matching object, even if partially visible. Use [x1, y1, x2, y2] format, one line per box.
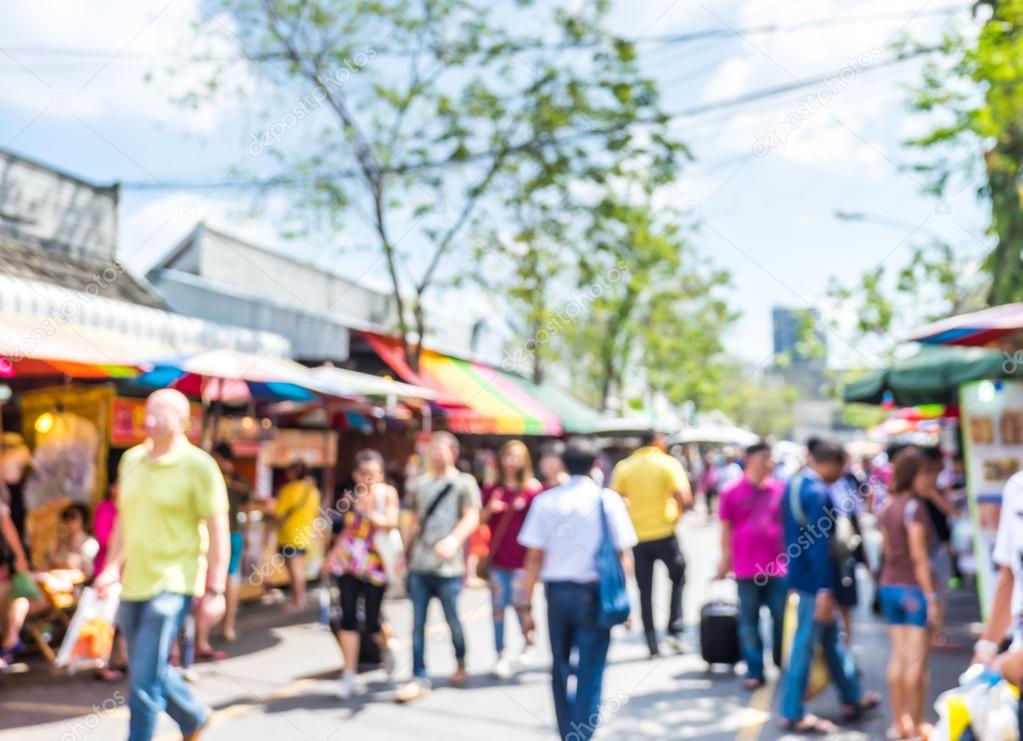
[481, 440, 542, 679]
[323, 449, 400, 698]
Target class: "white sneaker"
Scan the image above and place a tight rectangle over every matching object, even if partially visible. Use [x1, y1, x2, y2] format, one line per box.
[517, 646, 536, 668]
[492, 658, 512, 679]
[338, 671, 356, 699]
[383, 638, 401, 679]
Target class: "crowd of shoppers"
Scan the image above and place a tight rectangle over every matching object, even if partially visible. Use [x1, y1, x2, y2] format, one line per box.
[0, 403, 988, 740]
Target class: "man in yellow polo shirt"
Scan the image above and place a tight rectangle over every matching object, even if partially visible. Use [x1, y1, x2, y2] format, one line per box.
[94, 389, 229, 741]
[610, 430, 692, 658]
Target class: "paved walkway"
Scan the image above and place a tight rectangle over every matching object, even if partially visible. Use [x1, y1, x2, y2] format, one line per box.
[0, 514, 977, 740]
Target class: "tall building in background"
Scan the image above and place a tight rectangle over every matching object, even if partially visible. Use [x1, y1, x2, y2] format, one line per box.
[772, 306, 827, 368]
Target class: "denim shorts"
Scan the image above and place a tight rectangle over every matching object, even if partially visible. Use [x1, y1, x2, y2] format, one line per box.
[227, 532, 245, 576]
[878, 584, 927, 627]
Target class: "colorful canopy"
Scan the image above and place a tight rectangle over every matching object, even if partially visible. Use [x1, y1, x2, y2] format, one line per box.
[0, 313, 142, 379]
[137, 349, 357, 403]
[363, 333, 570, 435]
[908, 302, 1023, 349]
[310, 364, 438, 402]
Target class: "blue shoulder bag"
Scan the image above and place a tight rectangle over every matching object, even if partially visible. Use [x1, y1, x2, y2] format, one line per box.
[596, 493, 631, 628]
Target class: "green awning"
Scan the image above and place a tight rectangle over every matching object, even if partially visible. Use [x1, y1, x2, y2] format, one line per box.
[500, 373, 607, 434]
[842, 344, 1009, 406]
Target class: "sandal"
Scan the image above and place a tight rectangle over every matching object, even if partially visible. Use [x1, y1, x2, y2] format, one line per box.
[841, 690, 882, 721]
[742, 677, 765, 690]
[196, 648, 229, 662]
[779, 715, 837, 735]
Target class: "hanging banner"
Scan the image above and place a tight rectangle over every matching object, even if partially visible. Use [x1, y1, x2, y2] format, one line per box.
[959, 379, 1023, 618]
[109, 397, 203, 447]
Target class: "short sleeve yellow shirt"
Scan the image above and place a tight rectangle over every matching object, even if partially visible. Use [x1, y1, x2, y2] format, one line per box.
[610, 447, 691, 542]
[118, 438, 228, 601]
[274, 479, 322, 549]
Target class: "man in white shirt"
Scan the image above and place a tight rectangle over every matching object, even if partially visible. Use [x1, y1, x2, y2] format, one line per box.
[519, 438, 638, 741]
[974, 471, 1023, 685]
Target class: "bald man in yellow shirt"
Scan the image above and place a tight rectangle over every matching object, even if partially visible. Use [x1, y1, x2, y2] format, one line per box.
[610, 430, 692, 658]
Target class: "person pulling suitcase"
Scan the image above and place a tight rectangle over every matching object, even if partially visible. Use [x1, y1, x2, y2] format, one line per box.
[715, 441, 787, 689]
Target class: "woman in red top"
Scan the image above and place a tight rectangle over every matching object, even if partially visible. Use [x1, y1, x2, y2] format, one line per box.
[481, 440, 541, 678]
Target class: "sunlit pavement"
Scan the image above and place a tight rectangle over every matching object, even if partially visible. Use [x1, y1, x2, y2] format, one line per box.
[0, 515, 975, 740]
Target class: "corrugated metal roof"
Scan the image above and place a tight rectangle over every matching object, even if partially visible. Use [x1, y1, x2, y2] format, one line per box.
[0, 233, 164, 309]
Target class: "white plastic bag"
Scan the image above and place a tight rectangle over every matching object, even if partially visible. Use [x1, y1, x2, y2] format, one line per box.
[55, 585, 120, 672]
[932, 665, 1018, 741]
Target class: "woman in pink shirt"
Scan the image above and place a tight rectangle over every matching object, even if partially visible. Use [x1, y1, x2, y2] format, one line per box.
[716, 442, 787, 689]
[480, 440, 541, 679]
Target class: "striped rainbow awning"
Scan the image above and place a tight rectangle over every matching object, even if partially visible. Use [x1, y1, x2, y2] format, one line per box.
[363, 334, 561, 435]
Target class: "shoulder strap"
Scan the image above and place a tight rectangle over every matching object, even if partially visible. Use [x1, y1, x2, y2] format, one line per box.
[420, 480, 456, 530]
[787, 474, 807, 526]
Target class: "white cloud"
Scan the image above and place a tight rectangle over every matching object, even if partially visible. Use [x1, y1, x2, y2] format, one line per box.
[702, 57, 755, 101]
[0, 0, 251, 133]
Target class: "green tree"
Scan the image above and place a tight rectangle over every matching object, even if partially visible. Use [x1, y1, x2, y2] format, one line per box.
[560, 185, 734, 411]
[187, 0, 681, 371]
[903, 0, 1023, 305]
[715, 372, 799, 439]
[827, 240, 988, 348]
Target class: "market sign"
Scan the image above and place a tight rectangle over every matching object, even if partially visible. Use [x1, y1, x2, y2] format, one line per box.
[260, 429, 337, 468]
[109, 397, 203, 446]
[959, 379, 1023, 618]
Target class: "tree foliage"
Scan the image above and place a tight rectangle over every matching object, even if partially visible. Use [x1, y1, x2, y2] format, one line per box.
[187, 0, 683, 371]
[902, 0, 1023, 305]
[557, 182, 734, 412]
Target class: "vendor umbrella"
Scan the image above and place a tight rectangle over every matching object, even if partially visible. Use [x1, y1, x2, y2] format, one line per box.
[908, 302, 1023, 350]
[137, 349, 357, 403]
[842, 344, 1008, 407]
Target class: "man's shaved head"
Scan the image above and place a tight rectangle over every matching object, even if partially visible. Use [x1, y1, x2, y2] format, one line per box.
[144, 389, 190, 440]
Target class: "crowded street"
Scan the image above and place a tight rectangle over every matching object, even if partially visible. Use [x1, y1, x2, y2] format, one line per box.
[2, 0, 1023, 739]
[0, 510, 979, 740]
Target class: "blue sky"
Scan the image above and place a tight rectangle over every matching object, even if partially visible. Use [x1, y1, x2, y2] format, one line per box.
[0, 0, 989, 368]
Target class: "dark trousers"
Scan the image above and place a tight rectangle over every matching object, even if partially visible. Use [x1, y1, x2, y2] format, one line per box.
[337, 573, 385, 633]
[736, 578, 787, 680]
[545, 581, 611, 741]
[633, 535, 685, 652]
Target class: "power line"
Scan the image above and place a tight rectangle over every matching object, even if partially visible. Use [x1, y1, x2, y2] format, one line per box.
[0, 5, 962, 64]
[118, 50, 928, 192]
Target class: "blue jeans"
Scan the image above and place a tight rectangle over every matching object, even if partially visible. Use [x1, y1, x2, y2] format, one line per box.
[780, 590, 862, 722]
[408, 571, 466, 684]
[545, 581, 611, 741]
[489, 567, 528, 656]
[118, 592, 207, 741]
[737, 578, 787, 681]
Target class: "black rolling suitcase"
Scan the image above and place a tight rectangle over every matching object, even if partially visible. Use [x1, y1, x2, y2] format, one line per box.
[699, 590, 741, 666]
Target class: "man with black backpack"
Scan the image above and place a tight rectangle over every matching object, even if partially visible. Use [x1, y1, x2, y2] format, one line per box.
[395, 431, 481, 703]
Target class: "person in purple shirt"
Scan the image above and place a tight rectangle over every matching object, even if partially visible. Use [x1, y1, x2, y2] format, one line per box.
[716, 441, 787, 689]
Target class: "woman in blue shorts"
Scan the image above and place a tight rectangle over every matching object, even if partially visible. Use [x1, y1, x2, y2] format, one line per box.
[878, 448, 940, 740]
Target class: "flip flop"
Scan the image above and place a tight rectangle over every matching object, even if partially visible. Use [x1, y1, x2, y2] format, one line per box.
[196, 649, 229, 662]
[779, 715, 837, 735]
[842, 690, 882, 721]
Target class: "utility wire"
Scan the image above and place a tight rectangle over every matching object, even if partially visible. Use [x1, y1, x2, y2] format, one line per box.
[117, 50, 927, 191]
[0, 5, 962, 63]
